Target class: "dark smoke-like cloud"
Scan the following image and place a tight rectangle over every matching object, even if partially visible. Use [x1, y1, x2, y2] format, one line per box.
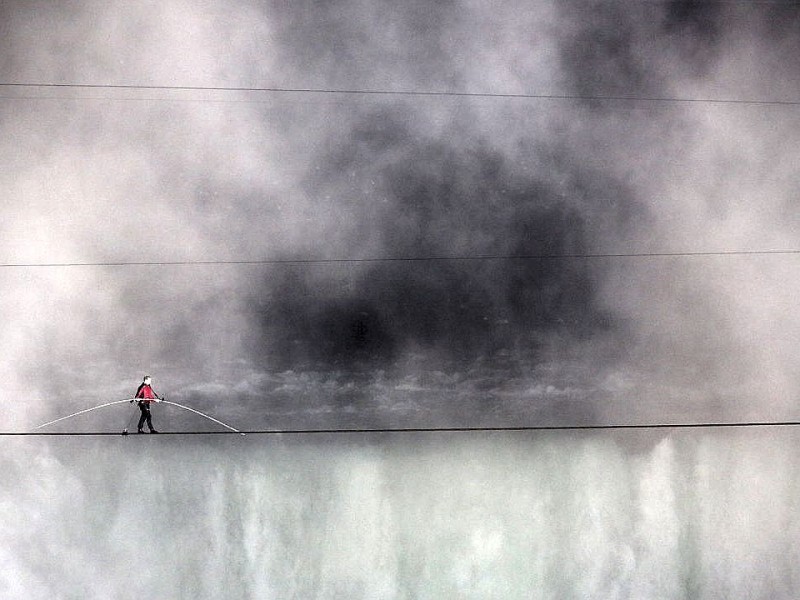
[252, 107, 625, 372]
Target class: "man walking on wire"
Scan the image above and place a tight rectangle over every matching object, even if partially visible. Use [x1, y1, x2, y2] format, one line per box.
[132, 375, 160, 433]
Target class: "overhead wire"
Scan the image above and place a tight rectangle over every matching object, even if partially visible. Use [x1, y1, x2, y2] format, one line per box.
[0, 81, 799, 107]
[2, 249, 800, 269]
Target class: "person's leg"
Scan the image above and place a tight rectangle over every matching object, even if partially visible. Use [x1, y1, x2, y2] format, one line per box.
[137, 405, 147, 432]
[146, 409, 156, 432]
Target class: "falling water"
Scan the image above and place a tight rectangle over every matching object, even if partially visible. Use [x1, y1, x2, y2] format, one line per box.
[2, 428, 799, 599]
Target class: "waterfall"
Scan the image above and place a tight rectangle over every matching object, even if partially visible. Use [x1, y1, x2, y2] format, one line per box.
[3, 429, 798, 599]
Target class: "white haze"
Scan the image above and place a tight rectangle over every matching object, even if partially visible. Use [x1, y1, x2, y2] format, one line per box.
[2, 0, 800, 597]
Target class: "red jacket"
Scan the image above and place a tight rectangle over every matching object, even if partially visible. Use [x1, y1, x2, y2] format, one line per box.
[135, 383, 158, 403]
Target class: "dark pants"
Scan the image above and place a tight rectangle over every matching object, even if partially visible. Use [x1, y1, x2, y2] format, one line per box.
[137, 402, 155, 432]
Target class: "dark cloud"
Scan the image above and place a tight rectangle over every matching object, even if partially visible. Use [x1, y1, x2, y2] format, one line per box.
[662, 0, 723, 40]
[251, 107, 622, 372]
[661, 0, 724, 74]
[557, 2, 659, 101]
[763, 4, 800, 40]
[556, 0, 730, 101]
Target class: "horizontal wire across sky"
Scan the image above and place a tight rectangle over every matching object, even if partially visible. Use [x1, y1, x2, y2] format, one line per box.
[0, 81, 799, 107]
[2, 250, 800, 269]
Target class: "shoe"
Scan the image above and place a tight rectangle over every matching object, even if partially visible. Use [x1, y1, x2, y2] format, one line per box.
[137, 429, 144, 434]
[149, 429, 159, 434]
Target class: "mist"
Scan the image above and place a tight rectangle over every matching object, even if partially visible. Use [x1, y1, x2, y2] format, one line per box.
[2, 0, 798, 429]
[2, 0, 800, 596]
